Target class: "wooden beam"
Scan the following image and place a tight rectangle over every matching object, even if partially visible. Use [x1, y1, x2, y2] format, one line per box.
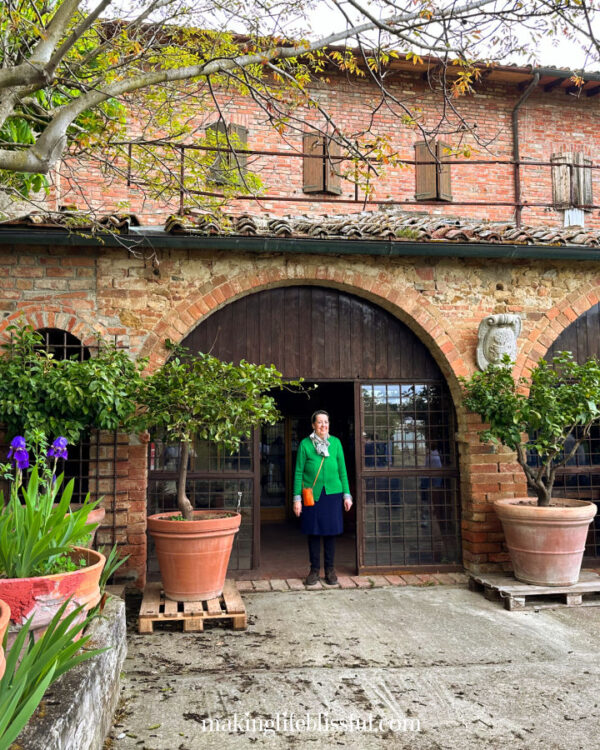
[422, 64, 443, 82]
[518, 77, 538, 92]
[543, 77, 564, 92]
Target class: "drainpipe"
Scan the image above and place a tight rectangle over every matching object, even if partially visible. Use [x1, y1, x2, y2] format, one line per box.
[512, 72, 540, 227]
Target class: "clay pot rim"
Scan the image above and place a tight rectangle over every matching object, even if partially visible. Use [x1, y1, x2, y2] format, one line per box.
[493, 497, 597, 521]
[148, 510, 241, 522]
[0, 546, 106, 586]
[0, 598, 10, 630]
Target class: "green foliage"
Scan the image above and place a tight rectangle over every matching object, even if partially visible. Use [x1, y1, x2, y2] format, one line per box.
[140, 342, 298, 452]
[0, 460, 99, 579]
[98, 544, 130, 591]
[0, 601, 106, 749]
[139, 341, 303, 517]
[0, 324, 145, 444]
[461, 352, 600, 505]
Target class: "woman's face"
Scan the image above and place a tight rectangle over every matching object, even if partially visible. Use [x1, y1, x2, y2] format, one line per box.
[313, 413, 329, 439]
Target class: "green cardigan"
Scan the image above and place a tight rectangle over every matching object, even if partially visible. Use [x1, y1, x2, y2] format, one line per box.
[293, 435, 350, 500]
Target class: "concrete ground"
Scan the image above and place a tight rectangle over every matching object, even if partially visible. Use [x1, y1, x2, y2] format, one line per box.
[106, 583, 600, 749]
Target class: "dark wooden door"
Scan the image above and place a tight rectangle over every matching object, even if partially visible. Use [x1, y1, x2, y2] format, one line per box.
[182, 285, 442, 380]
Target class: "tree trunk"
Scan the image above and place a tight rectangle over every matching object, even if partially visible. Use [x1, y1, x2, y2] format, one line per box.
[534, 482, 552, 507]
[177, 440, 194, 520]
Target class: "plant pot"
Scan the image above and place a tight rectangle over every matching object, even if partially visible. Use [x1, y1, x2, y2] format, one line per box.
[494, 498, 597, 586]
[71, 505, 106, 546]
[0, 547, 106, 651]
[53, 504, 106, 546]
[0, 598, 10, 679]
[147, 511, 241, 601]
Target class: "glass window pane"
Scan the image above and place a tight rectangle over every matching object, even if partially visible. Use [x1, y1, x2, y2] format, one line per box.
[362, 475, 461, 565]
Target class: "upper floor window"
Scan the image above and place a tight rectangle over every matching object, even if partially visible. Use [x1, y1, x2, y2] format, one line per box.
[302, 134, 342, 195]
[205, 120, 248, 185]
[551, 151, 593, 225]
[414, 140, 452, 202]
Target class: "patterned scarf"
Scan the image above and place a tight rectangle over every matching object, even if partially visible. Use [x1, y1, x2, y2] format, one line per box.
[310, 431, 330, 457]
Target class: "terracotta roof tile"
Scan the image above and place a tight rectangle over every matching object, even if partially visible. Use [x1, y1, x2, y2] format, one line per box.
[163, 208, 600, 248]
[0, 210, 138, 233]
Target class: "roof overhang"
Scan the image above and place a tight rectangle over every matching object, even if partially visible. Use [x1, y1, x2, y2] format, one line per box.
[3, 228, 600, 261]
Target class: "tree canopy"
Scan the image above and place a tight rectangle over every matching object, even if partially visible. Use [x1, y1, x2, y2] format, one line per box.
[1, 0, 599, 210]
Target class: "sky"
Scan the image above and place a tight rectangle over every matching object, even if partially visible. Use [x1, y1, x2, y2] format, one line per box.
[298, 1, 600, 72]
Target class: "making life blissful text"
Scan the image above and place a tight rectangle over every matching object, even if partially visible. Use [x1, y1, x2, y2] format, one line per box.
[293, 410, 353, 586]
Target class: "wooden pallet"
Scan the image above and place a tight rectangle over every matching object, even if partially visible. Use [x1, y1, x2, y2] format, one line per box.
[138, 580, 247, 633]
[469, 570, 600, 611]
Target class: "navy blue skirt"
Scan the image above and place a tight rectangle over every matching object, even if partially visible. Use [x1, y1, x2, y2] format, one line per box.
[300, 489, 344, 536]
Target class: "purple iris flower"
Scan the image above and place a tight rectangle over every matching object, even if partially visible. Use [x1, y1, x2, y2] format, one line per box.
[7, 435, 30, 470]
[48, 436, 68, 461]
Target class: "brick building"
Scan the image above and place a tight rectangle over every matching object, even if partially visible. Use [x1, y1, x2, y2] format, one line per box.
[2, 58, 600, 585]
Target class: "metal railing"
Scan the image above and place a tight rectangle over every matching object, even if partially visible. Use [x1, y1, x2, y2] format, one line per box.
[121, 140, 600, 225]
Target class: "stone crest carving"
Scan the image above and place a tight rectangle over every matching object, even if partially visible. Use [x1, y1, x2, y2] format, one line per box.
[476, 314, 521, 370]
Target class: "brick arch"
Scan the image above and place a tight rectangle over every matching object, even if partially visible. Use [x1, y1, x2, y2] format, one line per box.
[140, 264, 469, 412]
[0, 305, 109, 349]
[514, 285, 600, 380]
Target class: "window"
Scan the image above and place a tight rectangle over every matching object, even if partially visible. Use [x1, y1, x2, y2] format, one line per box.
[551, 151, 593, 212]
[206, 120, 248, 185]
[414, 140, 452, 201]
[302, 134, 342, 195]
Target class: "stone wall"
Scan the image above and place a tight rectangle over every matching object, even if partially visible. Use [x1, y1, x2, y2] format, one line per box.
[2, 242, 600, 578]
[15, 595, 127, 750]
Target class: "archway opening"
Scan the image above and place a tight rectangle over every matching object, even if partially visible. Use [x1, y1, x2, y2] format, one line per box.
[544, 303, 600, 561]
[147, 285, 462, 577]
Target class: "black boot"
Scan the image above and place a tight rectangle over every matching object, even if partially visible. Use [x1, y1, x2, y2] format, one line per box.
[305, 568, 320, 585]
[325, 567, 338, 585]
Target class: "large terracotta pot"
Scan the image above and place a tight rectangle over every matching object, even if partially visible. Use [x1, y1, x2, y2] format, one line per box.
[494, 498, 597, 586]
[71, 505, 106, 546]
[147, 511, 241, 601]
[0, 547, 106, 651]
[54, 504, 106, 546]
[0, 598, 10, 679]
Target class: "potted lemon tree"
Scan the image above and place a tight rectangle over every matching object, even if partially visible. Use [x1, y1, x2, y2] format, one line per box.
[140, 341, 299, 601]
[461, 352, 600, 586]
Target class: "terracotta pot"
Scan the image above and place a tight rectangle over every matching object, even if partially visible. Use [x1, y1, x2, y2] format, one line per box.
[55, 504, 106, 546]
[0, 547, 106, 651]
[73, 505, 105, 546]
[494, 497, 597, 586]
[147, 511, 241, 601]
[0, 598, 10, 679]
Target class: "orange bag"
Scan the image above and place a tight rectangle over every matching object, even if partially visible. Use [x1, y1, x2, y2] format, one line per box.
[302, 457, 324, 507]
[302, 487, 315, 506]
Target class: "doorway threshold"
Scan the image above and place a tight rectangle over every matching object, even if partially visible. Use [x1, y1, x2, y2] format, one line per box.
[232, 522, 356, 581]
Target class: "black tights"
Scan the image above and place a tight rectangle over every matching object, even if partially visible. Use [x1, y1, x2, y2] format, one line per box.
[308, 535, 336, 570]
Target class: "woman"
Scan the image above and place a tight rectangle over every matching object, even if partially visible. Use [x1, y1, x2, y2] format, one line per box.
[293, 410, 353, 585]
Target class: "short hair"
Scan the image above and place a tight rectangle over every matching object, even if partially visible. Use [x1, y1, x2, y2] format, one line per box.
[311, 410, 329, 424]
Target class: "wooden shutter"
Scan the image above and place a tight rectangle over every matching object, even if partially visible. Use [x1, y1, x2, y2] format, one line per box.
[303, 134, 324, 193]
[551, 152, 572, 209]
[325, 139, 343, 195]
[206, 120, 228, 184]
[415, 141, 437, 200]
[436, 141, 452, 202]
[228, 123, 248, 180]
[206, 122, 248, 184]
[574, 152, 593, 209]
